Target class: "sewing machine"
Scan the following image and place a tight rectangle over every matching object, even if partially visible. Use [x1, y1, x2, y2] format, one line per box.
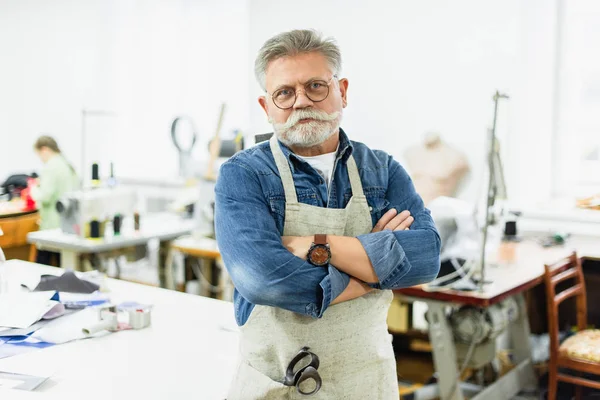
[56, 187, 137, 238]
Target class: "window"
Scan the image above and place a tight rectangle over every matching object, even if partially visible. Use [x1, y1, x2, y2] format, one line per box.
[554, 0, 600, 197]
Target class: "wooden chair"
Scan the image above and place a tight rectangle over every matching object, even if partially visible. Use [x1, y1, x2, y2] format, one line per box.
[0, 211, 39, 262]
[544, 252, 600, 400]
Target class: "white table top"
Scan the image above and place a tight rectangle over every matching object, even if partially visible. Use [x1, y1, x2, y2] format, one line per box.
[0, 260, 239, 399]
[27, 213, 196, 253]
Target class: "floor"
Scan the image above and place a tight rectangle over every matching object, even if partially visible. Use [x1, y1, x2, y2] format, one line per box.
[394, 349, 599, 399]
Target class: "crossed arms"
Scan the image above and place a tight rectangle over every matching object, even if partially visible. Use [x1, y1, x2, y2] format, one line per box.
[214, 157, 441, 318]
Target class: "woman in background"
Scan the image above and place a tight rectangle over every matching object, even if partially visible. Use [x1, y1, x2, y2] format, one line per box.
[31, 135, 79, 265]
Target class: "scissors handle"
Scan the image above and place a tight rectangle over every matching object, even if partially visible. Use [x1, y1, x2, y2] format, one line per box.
[283, 347, 321, 396]
[295, 366, 322, 396]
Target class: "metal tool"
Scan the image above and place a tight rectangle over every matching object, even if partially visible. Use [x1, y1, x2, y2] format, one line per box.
[127, 308, 152, 329]
[170, 115, 198, 178]
[82, 304, 152, 336]
[82, 305, 118, 335]
[283, 346, 322, 396]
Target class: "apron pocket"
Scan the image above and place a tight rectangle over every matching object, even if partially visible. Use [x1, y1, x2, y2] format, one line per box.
[227, 361, 292, 400]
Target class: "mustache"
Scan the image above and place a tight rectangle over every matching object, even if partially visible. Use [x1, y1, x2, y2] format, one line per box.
[272, 109, 340, 131]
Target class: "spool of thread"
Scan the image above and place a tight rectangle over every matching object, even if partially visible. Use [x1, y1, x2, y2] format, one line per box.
[113, 214, 122, 235]
[91, 163, 100, 186]
[504, 220, 517, 237]
[90, 220, 100, 238]
[134, 212, 140, 231]
[107, 162, 117, 187]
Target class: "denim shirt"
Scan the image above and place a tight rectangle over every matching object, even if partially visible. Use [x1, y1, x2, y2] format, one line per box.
[215, 129, 441, 326]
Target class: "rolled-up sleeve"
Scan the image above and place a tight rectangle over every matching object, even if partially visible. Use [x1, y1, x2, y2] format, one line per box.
[356, 158, 441, 289]
[215, 160, 350, 318]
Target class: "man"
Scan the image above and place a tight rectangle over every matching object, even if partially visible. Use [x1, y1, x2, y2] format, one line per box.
[215, 30, 440, 399]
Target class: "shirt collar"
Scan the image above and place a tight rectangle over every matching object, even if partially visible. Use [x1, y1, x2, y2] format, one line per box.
[275, 128, 354, 173]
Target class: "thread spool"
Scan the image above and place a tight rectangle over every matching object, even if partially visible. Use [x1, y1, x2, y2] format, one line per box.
[134, 212, 140, 231]
[113, 214, 122, 235]
[504, 220, 517, 237]
[90, 220, 100, 238]
[91, 163, 100, 186]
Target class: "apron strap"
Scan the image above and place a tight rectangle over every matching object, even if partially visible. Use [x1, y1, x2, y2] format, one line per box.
[269, 135, 299, 205]
[346, 155, 366, 198]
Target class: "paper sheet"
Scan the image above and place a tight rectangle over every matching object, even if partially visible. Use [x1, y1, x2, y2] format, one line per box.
[0, 319, 51, 337]
[0, 336, 55, 360]
[0, 371, 49, 391]
[32, 307, 106, 344]
[0, 291, 58, 329]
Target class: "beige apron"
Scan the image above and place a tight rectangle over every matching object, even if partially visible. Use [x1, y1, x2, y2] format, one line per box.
[227, 136, 398, 399]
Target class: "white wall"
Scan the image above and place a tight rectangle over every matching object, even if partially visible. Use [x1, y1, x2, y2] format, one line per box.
[0, 0, 250, 183]
[1, 0, 560, 207]
[248, 0, 559, 207]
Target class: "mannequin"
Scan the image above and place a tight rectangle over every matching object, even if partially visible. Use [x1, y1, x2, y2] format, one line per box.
[404, 132, 469, 205]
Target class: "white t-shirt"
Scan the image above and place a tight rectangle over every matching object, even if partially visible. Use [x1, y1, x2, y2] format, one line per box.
[297, 149, 337, 188]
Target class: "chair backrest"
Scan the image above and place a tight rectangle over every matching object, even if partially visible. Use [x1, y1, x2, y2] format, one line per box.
[0, 227, 5, 262]
[0, 212, 39, 248]
[544, 252, 587, 358]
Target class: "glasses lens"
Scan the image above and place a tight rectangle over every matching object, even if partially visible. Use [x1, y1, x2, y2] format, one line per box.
[273, 87, 295, 109]
[305, 80, 329, 102]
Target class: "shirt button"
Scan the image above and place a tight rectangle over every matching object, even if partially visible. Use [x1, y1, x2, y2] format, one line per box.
[320, 179, 324, 184]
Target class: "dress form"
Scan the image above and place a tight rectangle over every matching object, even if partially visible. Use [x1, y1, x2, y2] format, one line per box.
[404, 132, 469, 205]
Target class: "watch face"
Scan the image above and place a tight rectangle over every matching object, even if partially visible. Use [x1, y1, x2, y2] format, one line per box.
[310, 245, 330, 266]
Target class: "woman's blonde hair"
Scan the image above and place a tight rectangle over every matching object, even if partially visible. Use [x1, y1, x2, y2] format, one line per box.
[34, 135, 61, 153]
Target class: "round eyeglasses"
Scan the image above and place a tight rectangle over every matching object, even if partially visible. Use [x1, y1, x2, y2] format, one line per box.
[268, 76, 337, 110]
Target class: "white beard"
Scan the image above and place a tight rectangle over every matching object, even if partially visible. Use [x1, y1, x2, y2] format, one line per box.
[271, 108, 342, 148]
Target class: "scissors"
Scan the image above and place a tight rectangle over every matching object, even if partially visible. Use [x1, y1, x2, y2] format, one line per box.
[283, 346, 322, 396]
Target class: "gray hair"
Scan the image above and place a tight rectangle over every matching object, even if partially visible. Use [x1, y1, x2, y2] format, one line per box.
[255, 29, 342, 91]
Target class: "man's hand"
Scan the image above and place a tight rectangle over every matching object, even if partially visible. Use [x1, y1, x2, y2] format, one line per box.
[372, 209, 414, 233]
[282, 236, 313, 260]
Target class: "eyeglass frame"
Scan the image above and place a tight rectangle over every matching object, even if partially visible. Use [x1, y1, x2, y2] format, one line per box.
[283, 346, 322, 396]
[267, 75, 338, 110]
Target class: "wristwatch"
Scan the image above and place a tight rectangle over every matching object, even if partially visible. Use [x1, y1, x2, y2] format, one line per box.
[307, 234, 331, 266]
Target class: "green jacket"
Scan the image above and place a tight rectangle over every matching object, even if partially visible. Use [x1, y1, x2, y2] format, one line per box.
[32, 155, 79, 230]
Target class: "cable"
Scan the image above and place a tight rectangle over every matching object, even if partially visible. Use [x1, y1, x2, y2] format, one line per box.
[426, 258, 470, 286]
[191, 260, 224, 293]
[423, 258, 477, 292]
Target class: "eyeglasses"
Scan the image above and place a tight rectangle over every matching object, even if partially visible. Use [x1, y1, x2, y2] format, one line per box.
[268, 76, 337, 110]
[283, 346, 322, 396]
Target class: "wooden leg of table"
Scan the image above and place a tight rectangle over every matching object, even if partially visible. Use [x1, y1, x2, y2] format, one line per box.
[164, 247, 175, 290]
[28, 245, 38, 263]
[158, 240, 174, 290]
[210, 258, 219, 299]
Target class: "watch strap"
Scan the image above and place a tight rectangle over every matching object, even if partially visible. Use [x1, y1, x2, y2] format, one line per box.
[314, 234, 327, 245]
